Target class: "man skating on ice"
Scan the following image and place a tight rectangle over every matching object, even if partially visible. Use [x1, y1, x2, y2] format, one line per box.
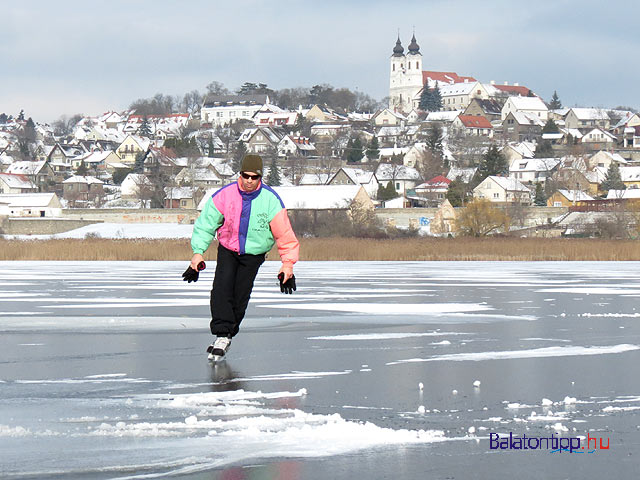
[187, 154, 299, 361]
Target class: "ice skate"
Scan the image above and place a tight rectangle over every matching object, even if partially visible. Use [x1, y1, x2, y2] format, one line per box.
[207, 336, 232, 362]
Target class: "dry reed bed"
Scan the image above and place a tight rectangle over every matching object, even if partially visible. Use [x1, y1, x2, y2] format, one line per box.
[1, 237, 640, 261]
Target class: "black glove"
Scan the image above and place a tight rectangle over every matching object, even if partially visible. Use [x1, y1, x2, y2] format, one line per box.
[278, 272, 296, 294]
[182, 261, 206, 283]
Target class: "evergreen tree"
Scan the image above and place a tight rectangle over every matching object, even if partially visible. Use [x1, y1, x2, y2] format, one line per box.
[431, 85, 442, 111]
[347, 137, 363, 163]
[477, 144, 508, 180]
[419, 88, 433, 111]
[232, 140, 246, 172]
[534, 139, 554, 158]
[138, 116, 152, 137]
[267, 157, 281, 186]
[134, 151, 146, 173]
[549, 91, 562, 110]
[0, 113, 8, 124]
[445, 178, 468, 207]
[425, 124, 444, 158]
[377, 181, 397, 201]
[343, 138, 353, 161]
[601, 162, 625, 193]
[534, 182, 547, 206]
[207, 136, 215, 157]
[542, 119, 560, 134]
[17, 109, 25, 121]
[365, 136, 380, 162]
[76, 160, 88, 176]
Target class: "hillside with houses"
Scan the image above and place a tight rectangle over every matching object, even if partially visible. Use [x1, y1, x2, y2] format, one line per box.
[2, 35, 640, 238]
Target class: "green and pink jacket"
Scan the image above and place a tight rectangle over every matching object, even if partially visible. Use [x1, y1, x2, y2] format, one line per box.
[191, 179, 299, 266]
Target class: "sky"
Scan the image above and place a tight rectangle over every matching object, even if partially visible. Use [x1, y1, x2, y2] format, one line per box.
[2, 0, 639, 123]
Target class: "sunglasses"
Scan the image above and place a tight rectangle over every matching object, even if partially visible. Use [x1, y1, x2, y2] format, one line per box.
[240, 172, 261, 180]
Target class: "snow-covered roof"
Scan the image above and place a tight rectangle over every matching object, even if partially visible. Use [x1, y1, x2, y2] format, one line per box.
[77, 151, 114, 164]
[0, 173, 37, 189]
[438, 82, 477, 96]
[557, 190, 593, 202]
[506, 96, 548, 111]
[509, 157, 560, 172]
[273, 185, 365, 210]
[375, 163, 421, 181]
[446, 166, 477, 183]
[338, 167, 376, 185]
[164, 187, 195, 199]
[485, 176, 531, 192]
[508, 111, 545, 126]
[426, 110, 461, 122]
[299, 173, 331, 185]
[0, 192, 60, 208]
[6, 160, 48, 175]
[590, 151, 627, 164]
[504, 142, 536, 158]
[620, 166, 640, 182]
[568, 108, 610, 120]
[63, 176, 104, 185]
[606, 189, 640, 199]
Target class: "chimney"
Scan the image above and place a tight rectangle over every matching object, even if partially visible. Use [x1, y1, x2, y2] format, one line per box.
[504, 81, 509, 85]
[490, 80, 495, 85]
[514, 82, 519, 86]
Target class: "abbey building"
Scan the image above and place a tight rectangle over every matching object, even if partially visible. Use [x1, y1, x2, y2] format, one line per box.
[389, 34, 476, 113]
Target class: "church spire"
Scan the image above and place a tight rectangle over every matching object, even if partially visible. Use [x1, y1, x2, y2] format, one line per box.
[392, 35, 404, 57]
[408, 33, 420, 54]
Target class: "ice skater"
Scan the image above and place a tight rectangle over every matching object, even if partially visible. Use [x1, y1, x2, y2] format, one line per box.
[183, 154, 299, 361]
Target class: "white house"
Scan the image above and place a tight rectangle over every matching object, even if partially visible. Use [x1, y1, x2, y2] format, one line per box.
[501, 96, 549, 121]
[564, 108, 611, 130]
[201, 94, 269, 127]
[299, 173, 331, 185]
[121, 173, 152, 199]
[277, 135, 316, 157]
[509, 157, 560, 186]
[0, 192, 62, 217]
[0, 173, 38, 194]
[473, 176, 532, 203]
[588, 151, 627, 170]
[580, 128, 616, 144]
[439, 81, 495, 112]
[375, 163, 421, 195]
[328, 167, 379, 198]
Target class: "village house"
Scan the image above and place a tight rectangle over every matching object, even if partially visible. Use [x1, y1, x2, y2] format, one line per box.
[5, 160, 55, 192]
[473, 176, 532, 204]
[116, 135, 151, 165]
[175, 166, 225, 189]
[201, 94, 269, 127]
[164, 186, 201, 209]
[452, 115, 494, 137]
[564, 108, 611, 130]
[328, 167, 379, 198]
[502, 142, 536, 163]
[120, 173, 152, 200]
[509, 157, 560, 186]
[501, 96, 549, 121]
[371, 108, 407, 127]
[62, 176, 104, 206]
[299, 173, 331, 185]
[580, 128, 616, 146]
[239, 127, 284, 154]
[375, 163, 421, 196]
[463, 98, 503, 123]
[502, 111, 545, 142]
[304, 104, 347, 123]
[547, 189, 594, 207]
[439, 81, 495, 112]
[278, 135, 316, 157]
[587, 151, 626, 170]
[0, 192, 62, 217]
[414, 175, 451, 207]
[0, 173, 38, 194]
[620, 166, 640, 189]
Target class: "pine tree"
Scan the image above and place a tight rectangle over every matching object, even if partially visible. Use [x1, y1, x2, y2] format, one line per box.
[425, 124, 444, 158]
[17, 109, 25, 121]
[478, 144, 508, 180]
[232, 140, 246, 172]
[365, 136, 380, 162]
[549, 91, 562, 110]
[419, 88, 433, 111]
[431, 85, 442, 111]
[347, 137, 363, 163]
[445, 178, 468, 207]
[601, 162, 625, 193]
[207, 136, 215, 157]
[138, 116, 152, 137]
[267, 157, 281, 186]
[343, 138, 353, 161]
[542, 119, 560, 134]
[377, 181, 397, 201]
[76, 160, 88, 176]
[534, 139, 554, 158]
[134, 151, 146, 173]
[534, 182, 546, 206]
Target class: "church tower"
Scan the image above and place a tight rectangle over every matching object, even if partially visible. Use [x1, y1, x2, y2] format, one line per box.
[389, 33, 424, 113]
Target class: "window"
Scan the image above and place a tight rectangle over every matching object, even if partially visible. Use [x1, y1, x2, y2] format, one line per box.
[393, 64, 395, 72]
[493, 193, 499, 199]
[408, 62, 411, 70]
[416, 61, 419, 69]
[554, 201, 562, 207]
[180, 200, 188, 207]
[396, 182, 400, 190]
[477, 90, 481, 95]
[217, 112, 223, 118]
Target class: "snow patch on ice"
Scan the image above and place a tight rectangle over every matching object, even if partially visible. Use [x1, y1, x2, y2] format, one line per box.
[387, 344, 640, 365]
[262, 303, 491, 315]
[308, 332, 466, 341]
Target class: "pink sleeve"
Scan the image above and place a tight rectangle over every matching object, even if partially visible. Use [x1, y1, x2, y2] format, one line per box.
[269, 209, 300, 265]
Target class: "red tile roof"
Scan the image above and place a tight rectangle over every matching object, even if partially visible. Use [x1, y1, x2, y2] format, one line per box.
[458, 115, 493, 129]
[422, 71, 476, 86]
[493, 85, 535, 97]
[427, 175, 452, 185]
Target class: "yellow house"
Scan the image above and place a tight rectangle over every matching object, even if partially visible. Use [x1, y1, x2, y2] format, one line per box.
[116, 135, 151, 165]
[372, 108, 406, 127]
[547, 189, 593, 207]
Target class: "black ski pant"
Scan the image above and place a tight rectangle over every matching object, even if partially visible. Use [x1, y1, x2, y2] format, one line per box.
[210, 243, 265, 338]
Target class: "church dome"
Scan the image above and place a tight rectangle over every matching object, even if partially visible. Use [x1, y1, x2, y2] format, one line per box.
[408, 34, 420, 54]
[392, 37, 404, 57]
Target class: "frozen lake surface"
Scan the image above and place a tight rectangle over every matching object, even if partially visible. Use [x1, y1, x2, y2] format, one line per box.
[1, 261, 639, 479]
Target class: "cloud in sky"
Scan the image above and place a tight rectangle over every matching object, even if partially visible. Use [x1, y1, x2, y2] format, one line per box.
[1, 0, 639, 122]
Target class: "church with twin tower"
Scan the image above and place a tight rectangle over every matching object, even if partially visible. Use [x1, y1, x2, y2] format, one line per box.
[389, 33, 475, 114]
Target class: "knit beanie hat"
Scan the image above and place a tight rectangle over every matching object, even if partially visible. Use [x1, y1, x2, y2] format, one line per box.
[241, 154, 263, 176]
